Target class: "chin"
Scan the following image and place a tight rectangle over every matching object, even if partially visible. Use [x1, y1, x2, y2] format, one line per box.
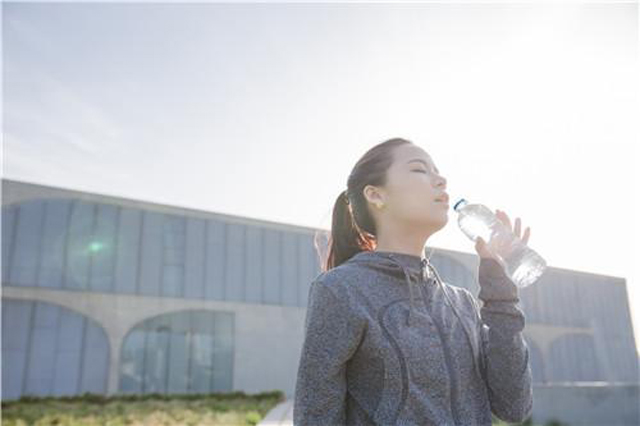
[419, 214, 448, 231]
[433, 213, 449, 228]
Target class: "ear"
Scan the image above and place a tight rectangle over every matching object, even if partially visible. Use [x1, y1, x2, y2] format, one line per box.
[363, 184, 385, 206]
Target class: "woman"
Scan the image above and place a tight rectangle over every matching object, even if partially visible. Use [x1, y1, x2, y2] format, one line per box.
[293, 138, 534, 425]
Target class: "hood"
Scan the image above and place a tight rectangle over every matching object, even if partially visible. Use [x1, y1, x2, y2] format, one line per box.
[346, 248, 443, 327]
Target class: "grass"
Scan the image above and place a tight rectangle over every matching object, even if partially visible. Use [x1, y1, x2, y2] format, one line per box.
[1, 390, 285, 426]
[492, 414, 567, 426]
[2, 392, 568, 426]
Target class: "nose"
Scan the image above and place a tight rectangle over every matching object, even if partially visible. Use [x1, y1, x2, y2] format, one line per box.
[436, 174, 447, 189]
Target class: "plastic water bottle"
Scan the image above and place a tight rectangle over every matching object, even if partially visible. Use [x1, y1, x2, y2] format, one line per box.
[453, 198, 547, 289]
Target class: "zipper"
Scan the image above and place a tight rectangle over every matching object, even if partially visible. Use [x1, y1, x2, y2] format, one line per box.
[420, 281, 461, 426]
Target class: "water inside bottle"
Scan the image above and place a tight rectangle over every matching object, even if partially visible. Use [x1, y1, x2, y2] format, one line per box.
[457, 204, 496, 243]
[504, 247, 547, 288]
[457, 201, 547, 288]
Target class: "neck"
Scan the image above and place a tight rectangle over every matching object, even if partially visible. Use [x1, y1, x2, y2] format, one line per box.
[374, 229, 432, 259]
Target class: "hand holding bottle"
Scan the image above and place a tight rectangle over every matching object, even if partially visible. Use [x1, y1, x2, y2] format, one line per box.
[475, 209, 531, 261]
[454, 198, 546, 288]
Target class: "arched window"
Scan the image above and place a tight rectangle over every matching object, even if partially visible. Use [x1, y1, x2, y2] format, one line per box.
[119, 310, 234, 394]
[1, 299, 109, 400]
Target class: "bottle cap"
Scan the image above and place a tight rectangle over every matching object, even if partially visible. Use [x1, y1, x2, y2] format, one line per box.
[453, 198, 468, 211]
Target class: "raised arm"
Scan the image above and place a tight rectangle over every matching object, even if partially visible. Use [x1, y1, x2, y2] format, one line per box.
[470, 257, 534, 423]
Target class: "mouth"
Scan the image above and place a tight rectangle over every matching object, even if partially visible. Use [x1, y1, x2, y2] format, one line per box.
[434, 193, 449, 204]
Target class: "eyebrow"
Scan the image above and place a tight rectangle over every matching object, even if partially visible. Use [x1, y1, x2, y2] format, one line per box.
[407, 159, 439, 173]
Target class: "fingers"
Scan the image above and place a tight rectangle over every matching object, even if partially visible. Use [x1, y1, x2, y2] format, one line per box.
[475, 237, 494, 259]
[492, 208, 533, 249]
[495, 209, 512, 231]
[497, 209, 530, 243]
[503, 211, 512, 230]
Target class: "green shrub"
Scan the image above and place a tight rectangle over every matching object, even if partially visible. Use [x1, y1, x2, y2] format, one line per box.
[2, 390, 286, 426]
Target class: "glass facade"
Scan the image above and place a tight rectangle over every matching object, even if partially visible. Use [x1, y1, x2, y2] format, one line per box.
[1, 299, 110, 400]
[2, 198, 319, 307]
[119, 310, 234, 394]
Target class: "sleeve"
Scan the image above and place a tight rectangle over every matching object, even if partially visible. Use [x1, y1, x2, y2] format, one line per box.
[293, 279, 366, 426]
[471, 257, 534, 424]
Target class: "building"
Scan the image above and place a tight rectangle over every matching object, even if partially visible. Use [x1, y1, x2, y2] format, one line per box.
[2, 178, 638, 424]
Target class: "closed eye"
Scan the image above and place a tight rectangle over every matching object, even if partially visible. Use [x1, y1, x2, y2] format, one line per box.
[413, 168, 441, 175]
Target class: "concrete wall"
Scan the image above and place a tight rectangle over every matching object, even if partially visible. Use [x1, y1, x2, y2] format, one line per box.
[3, 285, 305, 399]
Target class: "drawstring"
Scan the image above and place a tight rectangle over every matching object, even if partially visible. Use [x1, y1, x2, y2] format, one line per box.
[407, 264, 417, 327]
[406, 266, 416, 327]
[387, 254, 429, 327]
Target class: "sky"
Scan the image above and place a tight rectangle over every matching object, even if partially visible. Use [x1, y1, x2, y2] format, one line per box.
[3, 2, 639, 351]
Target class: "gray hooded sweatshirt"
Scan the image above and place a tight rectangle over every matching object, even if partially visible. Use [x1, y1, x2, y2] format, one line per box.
[293, 249, 533, 426]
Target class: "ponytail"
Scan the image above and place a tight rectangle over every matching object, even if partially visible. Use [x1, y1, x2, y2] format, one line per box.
[324, 190, 375, 271]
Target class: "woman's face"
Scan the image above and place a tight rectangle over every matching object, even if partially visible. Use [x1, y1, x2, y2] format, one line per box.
[368, 144, 449, 231]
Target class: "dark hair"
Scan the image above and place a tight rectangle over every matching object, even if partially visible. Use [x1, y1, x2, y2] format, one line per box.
[319, 137, 414, 271]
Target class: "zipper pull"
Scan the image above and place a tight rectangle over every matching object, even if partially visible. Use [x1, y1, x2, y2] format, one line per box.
[422, 258, 436, 285]
[420, 258, 428, 284]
